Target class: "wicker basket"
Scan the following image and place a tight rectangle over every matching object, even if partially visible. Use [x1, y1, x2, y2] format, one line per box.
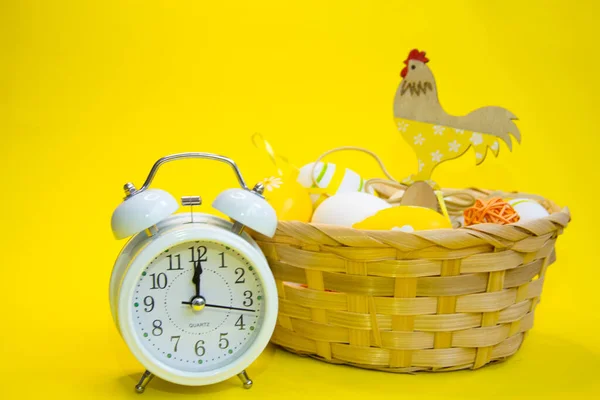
[251, 188, 571, 372]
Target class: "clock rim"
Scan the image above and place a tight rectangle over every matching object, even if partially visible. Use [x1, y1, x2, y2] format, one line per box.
[116, 223, 278, 386]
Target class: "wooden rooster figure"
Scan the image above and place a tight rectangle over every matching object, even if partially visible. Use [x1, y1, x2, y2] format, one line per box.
[394, 49, 521, 187]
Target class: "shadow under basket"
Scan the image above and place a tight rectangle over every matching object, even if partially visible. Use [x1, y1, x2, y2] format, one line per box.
[251, 188, 571, 372]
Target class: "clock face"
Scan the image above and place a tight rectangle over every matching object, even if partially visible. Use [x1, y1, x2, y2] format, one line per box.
[130, 240, 265, 373]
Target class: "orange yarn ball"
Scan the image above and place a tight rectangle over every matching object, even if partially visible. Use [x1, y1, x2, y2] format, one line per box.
[464, 197, 520, 226]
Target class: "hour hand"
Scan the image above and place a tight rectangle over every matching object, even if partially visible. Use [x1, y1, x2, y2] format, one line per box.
[192, 260, 202, 297]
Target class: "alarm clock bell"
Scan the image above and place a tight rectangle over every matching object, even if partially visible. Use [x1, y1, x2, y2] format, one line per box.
[110, 153, 278, 240]
[213, 186, 277, 237]
[111, 188, 179, 240]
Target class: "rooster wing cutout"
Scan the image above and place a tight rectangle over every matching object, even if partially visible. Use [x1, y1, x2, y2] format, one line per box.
[394, 49, 520, 187]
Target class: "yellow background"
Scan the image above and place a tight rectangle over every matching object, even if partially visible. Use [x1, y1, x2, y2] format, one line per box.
[1, 1, 599, 398]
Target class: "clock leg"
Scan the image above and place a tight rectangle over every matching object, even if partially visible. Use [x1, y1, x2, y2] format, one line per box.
[134, 370, 154, 394]
[237, 370, 253, 389]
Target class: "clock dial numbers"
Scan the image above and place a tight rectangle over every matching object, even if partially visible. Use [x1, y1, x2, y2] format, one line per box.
[234, 267, 245, 284]
[218, 252, 227, 268]
[235, 315, 246, 331]
[194, 340, 206, 357]
[167, 254, 182, 270]
[170, 336, 181, 352]
[143, 296, 154, 312]
[152, 320, 163, 336]
[218, 333, 230, 349]
[132, 240, 264, 373]
[150, 273, 167, 290]
[243, 290, 253, 307]
[189, 246, 208, 264]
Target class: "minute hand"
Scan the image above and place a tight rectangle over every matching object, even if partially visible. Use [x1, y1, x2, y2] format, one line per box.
[205, 304, 255, 313]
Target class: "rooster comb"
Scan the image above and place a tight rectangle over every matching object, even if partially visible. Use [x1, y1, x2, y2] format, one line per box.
[403, 49, 429, 65]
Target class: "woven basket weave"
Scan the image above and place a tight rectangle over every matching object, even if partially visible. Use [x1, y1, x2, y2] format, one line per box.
[251, 188, 570, 372]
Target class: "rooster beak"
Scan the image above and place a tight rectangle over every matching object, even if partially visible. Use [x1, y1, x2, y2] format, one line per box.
[400, 67, 408, 79]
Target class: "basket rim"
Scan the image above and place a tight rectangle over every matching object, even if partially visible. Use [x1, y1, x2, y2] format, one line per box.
[260, 188, 570, 242]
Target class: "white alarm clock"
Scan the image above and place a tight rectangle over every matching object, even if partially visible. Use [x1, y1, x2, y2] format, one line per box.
[109, 153, 278, 393]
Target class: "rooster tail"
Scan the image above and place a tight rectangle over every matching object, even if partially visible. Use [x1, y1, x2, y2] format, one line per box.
[465, 106, 520, 150]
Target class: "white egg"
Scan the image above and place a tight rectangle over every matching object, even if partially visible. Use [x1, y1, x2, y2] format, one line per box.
[297, 162, 368, 204]
[311, 192, 391, 227]
[508, 198, 550, 222]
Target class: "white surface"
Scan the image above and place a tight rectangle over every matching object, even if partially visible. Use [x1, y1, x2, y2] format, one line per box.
[131, 241, 264, 373]
[111, 220, 277, 386]
[508, 198, 550, 223]
[391, 225, 415, 233]
[212, 188, 277, 237]
[111, 189, 179, 239]
[311, 192, 391, 227]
